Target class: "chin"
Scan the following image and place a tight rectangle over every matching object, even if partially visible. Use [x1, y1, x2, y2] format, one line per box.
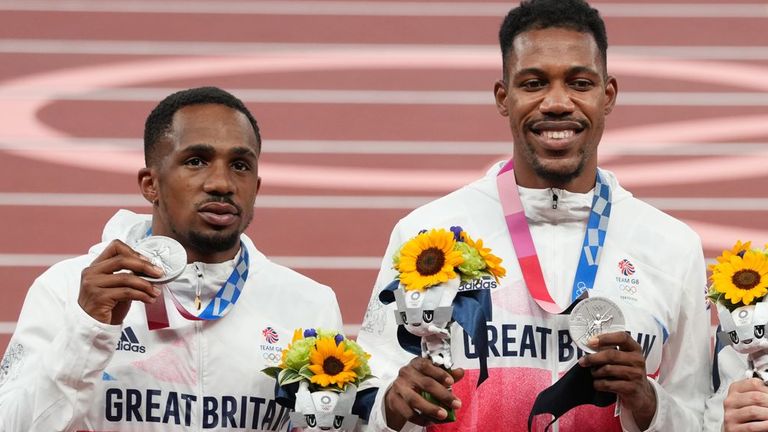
[532, 159, 585, 185]
[188, 230, 241, 254]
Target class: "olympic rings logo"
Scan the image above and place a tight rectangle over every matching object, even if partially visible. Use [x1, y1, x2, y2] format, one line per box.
[262, 352, 282, 362]
[619, 284, 638, 294]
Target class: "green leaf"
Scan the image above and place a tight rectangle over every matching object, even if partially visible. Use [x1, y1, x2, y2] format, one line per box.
[261, 367, 281, 379]
[277, 368, 303, 385]
[298, 364, 314, 380]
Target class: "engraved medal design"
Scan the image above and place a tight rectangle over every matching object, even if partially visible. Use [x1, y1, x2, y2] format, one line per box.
[134, 235, 187, 284]
[568, 297, 625, 354]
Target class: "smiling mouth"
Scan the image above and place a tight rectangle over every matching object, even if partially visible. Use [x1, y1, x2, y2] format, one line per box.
[529, 120, 585, 148]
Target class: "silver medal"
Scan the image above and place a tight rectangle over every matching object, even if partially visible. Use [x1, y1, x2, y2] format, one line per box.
[134, 236, 187, 284]
[568, 297, 625, 354]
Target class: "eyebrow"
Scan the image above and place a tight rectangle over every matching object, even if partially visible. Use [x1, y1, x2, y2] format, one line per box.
[514, 66, 601, 79]
[230, 146, 259, 159]
[180, 144, 258, 159]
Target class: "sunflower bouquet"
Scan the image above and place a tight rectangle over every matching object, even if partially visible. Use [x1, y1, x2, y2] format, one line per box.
[380, 226, 503, 422]
[393, 226, 506, 292]
[262, 328, 374, 431]
[709, 241, 768, 382]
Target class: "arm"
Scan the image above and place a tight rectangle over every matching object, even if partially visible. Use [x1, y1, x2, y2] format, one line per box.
[580, 237, 710, 431]
[630, 238, 711, 431]
[0, 240, 162, 431]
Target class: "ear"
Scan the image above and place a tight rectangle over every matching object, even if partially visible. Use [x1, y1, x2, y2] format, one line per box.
[138, 167, 158, 205]
[603, 75, 618, 115]
[493, 80, 509, 117]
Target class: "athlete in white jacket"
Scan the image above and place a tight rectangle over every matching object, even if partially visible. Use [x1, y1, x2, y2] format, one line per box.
[0, 87, 344, 431]
[360, 165, 710, 431]
[357, 1, 711, 430]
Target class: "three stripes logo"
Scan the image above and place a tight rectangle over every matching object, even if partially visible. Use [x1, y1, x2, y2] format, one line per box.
[116, 327, 146, 353]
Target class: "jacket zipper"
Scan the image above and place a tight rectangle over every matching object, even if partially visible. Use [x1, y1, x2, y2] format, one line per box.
[194, 264, 204, 432]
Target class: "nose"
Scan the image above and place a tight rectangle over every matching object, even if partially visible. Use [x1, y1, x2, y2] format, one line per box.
[203, 162, 235, 195]
[539, 83, 575, 115]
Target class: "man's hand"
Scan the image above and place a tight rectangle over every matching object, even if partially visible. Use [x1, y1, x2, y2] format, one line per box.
[384, 357, 464, 430]
[578, 331, 656, 430]
[723, 378, 768, 431]
[78, 240, 164, 325]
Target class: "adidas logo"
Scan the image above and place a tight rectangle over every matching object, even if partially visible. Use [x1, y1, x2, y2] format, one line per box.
[116, 327, 146, 353]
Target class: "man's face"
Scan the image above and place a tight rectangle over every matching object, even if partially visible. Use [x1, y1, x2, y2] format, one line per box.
[494, 27, 617, 191]
[140, 103, 261, 263]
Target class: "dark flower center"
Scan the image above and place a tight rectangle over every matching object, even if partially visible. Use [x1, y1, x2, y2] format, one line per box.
[416, 248, 446, 276]
[323, 356, 345, 375]
[733, 269, 761, 290]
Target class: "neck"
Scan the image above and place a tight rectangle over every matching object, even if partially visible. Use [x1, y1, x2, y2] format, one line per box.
[185, 246, 240, 265]
[512, 163, 598, 193]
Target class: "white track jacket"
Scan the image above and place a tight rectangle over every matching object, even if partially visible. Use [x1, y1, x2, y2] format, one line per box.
[0, 210, 343, 431]
[359, 163, 711, 432]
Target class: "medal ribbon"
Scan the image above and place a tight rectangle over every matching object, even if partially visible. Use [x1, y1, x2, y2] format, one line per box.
[146, 241, 249, 330]
[496, 159, 612, 313]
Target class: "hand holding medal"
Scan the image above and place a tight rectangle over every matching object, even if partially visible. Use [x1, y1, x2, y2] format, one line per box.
[78, 238, 168, 325]
[132, 236, 187, 284]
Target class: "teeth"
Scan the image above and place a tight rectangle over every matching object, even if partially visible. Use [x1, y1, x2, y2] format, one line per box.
[543, 130, 575, 140]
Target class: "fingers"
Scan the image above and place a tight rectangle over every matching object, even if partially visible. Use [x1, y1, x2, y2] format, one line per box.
[590, 331, 641, 353]
[578, 331, 644, 369]
[384, 357, 462, 430]
[92, 240, 164, 278]
[79, 240, 166, 324]
[725, 380, 768, 431]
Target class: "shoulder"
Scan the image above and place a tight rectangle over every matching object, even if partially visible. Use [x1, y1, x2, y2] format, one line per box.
[606, 169, 701, 250]
[615, 194, 702, 250]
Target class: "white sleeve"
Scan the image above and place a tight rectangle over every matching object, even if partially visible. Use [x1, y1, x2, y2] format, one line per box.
[619, 237, 711, 431]
[0, 260, 121, 431]
[356, 224, 424, 432]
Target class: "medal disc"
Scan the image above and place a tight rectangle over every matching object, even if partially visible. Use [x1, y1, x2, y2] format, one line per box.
[568, 297, 625, 354]
[134, 236, 187, 284]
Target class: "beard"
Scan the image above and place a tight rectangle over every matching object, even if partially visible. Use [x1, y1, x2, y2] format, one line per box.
[187, 230, 241, 254]
[529, 152, 587, 185]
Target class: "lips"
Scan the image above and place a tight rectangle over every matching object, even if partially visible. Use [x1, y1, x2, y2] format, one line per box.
[198, 201, 240, 227]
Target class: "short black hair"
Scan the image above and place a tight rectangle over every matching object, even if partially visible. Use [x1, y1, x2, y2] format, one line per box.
[143, 86, 261, 167]
[499, 0, 608, 80]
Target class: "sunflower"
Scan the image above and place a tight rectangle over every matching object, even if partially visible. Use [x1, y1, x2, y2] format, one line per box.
[460, 231, 506, 280]
[709, 240, 752, 274]
[395, 229, 464, 291]
[308, 337, 359, 388]
[711, 250, 768, 306]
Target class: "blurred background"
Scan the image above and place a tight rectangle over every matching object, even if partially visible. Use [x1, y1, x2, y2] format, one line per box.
[1, 0, 767, 354]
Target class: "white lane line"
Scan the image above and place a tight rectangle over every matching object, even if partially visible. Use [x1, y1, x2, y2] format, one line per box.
[0, 193, 436, 209]
[1, 40, 767, 60]
[0, 1, 764, 18]
[0, 138, 765, 156]
[1, 193, 768, 211]
[6, 87, 768, 107]
[0, 322, 16, 334]
[0, 253, 383, 269]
